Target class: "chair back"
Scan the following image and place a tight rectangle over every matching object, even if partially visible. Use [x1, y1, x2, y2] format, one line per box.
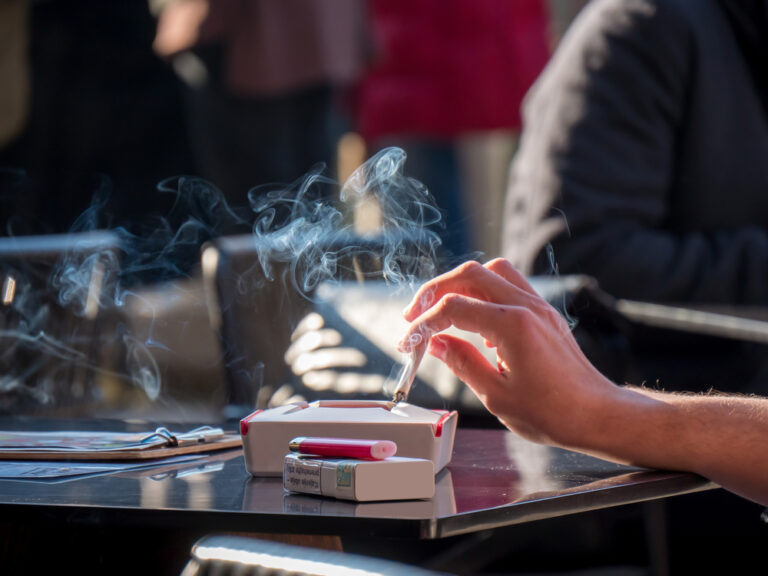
[182, 535, 449, 576]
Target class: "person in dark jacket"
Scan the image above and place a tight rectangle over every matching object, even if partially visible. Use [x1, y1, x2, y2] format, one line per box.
[503, 0, 768, 305]
[502, 0, 768, 399]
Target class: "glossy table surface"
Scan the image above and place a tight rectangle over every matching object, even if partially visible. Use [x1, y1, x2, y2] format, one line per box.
[0, 425, 714, 539]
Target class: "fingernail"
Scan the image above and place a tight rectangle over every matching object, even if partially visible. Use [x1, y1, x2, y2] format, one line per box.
[402, 303, 413, 317]
[428, 337, 447, 361]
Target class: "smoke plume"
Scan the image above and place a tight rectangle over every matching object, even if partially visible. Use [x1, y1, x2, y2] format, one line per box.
[0, 147, 446, 416]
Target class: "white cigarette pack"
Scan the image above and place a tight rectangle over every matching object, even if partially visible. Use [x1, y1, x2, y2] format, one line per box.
[283, 453, 435, 501]
[240, 400, 458, 477]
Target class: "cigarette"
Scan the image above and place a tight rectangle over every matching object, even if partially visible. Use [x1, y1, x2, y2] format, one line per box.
[392, 344, 426, 404]
[288, 437, 397, 460]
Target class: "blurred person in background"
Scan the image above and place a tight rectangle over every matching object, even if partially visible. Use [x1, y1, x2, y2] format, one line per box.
[0, 0, 31, 234]
[0, 0, 29, 164]
[503, 0, 768, 394]
[152, 0, 367, 206]
[504, 0, 768, 307]
[1, 0, 193, 234]
[547, 0, 591, 45]
[356, 0, 550, 261]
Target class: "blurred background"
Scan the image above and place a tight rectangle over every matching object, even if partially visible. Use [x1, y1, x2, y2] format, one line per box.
[3, 2, 768, 575]
[0, 0, 585, 423]
[0, 0, 584, 247]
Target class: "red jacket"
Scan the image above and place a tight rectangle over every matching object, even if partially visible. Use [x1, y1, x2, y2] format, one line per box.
[357, 0, 551, 142]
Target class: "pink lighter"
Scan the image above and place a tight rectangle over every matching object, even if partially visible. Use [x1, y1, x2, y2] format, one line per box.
[288, 437, 397, 460]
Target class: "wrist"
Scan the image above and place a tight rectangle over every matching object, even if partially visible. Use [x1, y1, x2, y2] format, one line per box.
[598, 386, 690, 470]
[545, 371, 628, 455]
[576, 384, 681, 469]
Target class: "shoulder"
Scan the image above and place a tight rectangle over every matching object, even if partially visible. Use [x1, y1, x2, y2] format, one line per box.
[572, 0, 695, 38]
[558, 0, 697, 71]
[524, 0, 700, 118]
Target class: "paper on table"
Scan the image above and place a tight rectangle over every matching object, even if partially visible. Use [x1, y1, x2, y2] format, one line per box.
[0, 427, 241, 460]
[0, 431, 169, 452]
[0, 427, 223, 452]
[0, 454, 205, 481]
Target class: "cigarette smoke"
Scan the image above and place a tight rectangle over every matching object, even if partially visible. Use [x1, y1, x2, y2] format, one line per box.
[249, 147, 442, 298]
[545, 243, 578, 331]
[1, 174, 250, 412]
[0, 147, 445, 416]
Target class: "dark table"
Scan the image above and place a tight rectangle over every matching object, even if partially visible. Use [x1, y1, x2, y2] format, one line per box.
[0, 428, 713, 538]
[0, 426, 714, 574]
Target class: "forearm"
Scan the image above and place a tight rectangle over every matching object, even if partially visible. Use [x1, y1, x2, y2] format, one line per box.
[585, 386, 768, 505]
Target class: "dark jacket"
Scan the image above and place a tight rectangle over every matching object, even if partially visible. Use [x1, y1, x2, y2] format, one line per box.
[503, 0, 768, 304]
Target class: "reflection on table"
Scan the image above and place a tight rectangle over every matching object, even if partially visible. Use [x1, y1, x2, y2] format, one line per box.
[0, 427, 714, 540]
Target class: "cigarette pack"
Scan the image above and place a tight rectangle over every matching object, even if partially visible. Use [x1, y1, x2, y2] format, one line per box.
[240, 400, 458, 476]
[283, 453, 435, 502]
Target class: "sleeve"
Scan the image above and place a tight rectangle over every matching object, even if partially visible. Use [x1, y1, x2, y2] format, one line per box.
[503, 0, 768, 305]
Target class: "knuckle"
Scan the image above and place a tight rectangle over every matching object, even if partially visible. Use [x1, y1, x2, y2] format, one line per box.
[536, 300, 557, 317]
[510, 306, 538, 331]
[452, 347, 469, 375]
[438, 292, 464, 312]
[541, 304, 569, 331]
[456, 260, 483, 277]
[484, 257, 509, 273]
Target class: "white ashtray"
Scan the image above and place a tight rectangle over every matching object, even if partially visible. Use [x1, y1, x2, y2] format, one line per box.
[240, 400, 458, 477]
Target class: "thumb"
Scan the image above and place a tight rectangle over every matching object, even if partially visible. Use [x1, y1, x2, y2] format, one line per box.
[429, 334, 501, 400]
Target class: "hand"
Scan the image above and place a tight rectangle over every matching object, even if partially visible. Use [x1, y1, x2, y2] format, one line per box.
[398, 259, 621, 450]
[153, 0, 210, 59]
[400, 259, 768, 506]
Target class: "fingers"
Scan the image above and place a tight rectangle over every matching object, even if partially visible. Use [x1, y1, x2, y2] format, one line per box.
[428, 334, 502, 402]
[399, 294, 526, 354]
[403, 259, 535, 321]
[483, 258, 538, 297]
